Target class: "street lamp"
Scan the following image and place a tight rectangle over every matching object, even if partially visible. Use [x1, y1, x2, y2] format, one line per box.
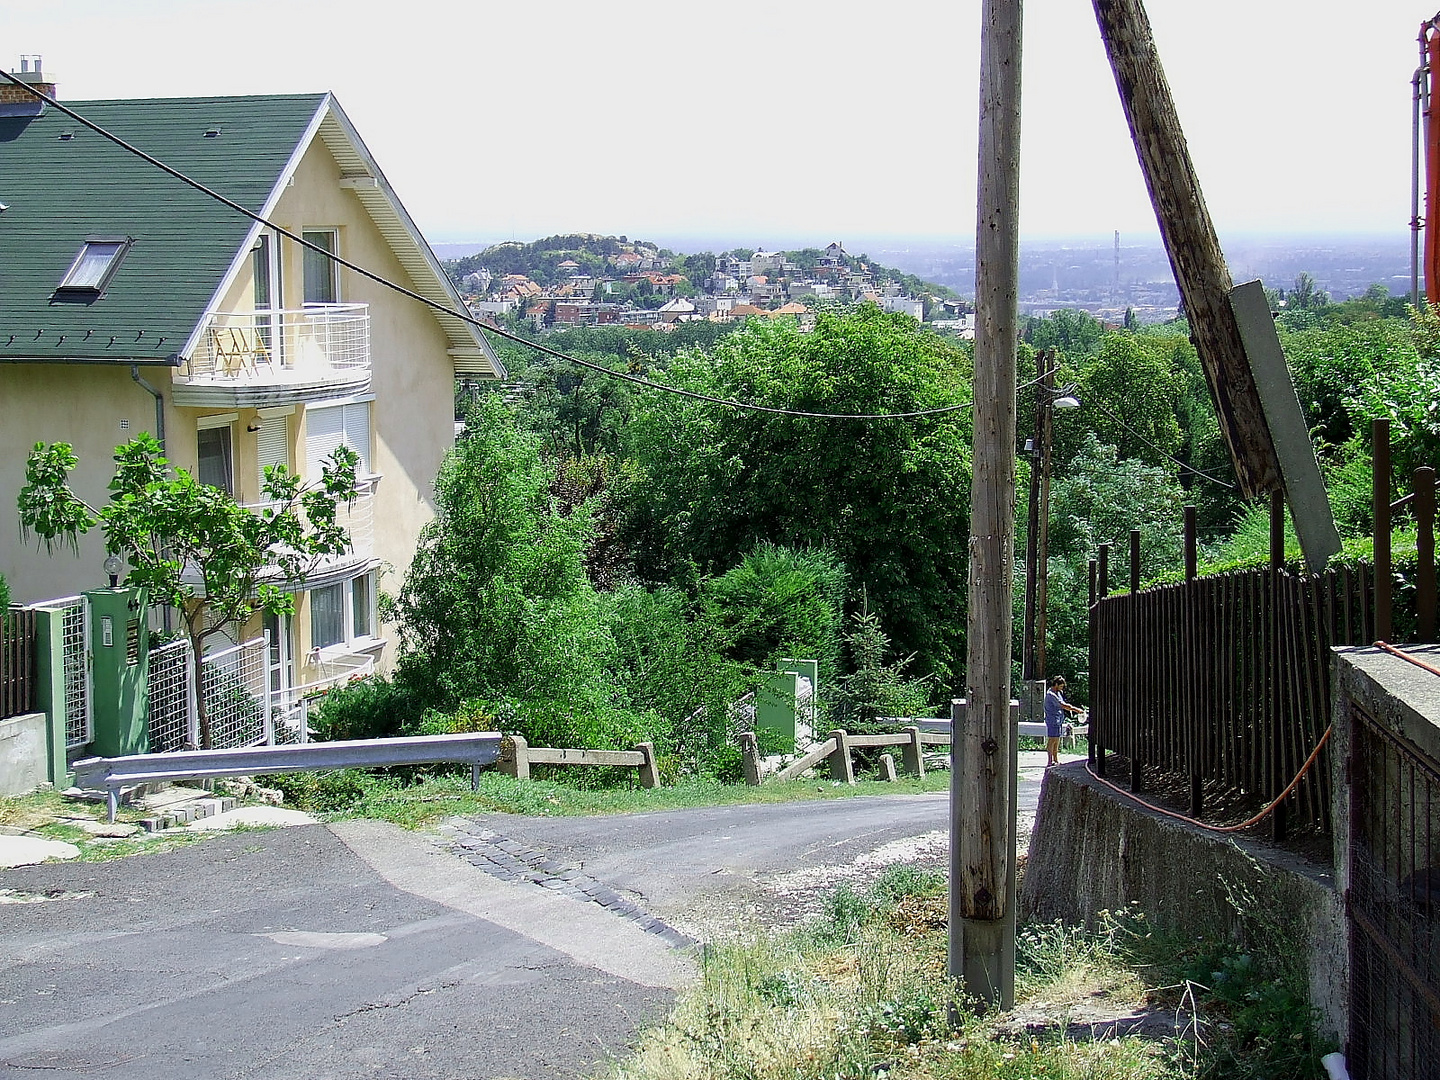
[1021, 354, 1080, 685]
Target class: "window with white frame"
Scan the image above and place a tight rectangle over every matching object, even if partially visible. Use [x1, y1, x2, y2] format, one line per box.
[196, 416, 236, 495]
[308, 571, 378, 653]
[305, 401, 370, 477]
[302, 229, 338, 305]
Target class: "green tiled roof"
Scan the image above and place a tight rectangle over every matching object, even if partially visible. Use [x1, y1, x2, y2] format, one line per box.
[0, 93, 326, 364]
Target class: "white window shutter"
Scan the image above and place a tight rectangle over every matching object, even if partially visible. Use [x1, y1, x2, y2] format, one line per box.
[256, 416, 289, 489]
[305, 405, 344, 478]
[343, 402, 371, 474]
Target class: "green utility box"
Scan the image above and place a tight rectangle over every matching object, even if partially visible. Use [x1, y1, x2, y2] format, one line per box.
[756, 659, 819, 751]
[85, 587, 150, 757]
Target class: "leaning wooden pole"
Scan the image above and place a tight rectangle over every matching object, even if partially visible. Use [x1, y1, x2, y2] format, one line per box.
[951, 0, 1021, 1009]
[1092, 0, 1281, 499]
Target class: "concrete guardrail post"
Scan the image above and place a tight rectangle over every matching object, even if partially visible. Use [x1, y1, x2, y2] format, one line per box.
[902, 725, 925, 778]
[829, 729, 854, 784]
[635, 742, 660, 788]
[499, 733, 529, 780]
[879, 753, 898, 782]
[739, 731, 761, 785]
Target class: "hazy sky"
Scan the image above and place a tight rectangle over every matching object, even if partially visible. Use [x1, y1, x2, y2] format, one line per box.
[3, 1, 1425, 246]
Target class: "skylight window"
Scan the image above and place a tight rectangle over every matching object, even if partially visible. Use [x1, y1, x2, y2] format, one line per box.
[55, 237, 132, 299]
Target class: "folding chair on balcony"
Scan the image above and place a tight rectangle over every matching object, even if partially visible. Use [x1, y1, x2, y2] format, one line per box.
[209, 325, 273, 377]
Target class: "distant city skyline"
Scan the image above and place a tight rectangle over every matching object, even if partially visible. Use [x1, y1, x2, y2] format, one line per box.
[5, 1, 1425, 243]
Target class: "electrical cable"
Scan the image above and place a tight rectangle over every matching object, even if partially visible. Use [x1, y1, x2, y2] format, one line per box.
[1082, 391, 1238, 489]
[5, 71, 1008, 422]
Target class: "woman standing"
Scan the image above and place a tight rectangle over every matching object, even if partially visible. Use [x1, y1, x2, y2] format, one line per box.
[1044, 675, 1085, 767]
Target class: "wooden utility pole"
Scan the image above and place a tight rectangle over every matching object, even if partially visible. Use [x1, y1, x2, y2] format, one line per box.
[952, 0, 1021, 1009]
[1091, 0, 1281, 499]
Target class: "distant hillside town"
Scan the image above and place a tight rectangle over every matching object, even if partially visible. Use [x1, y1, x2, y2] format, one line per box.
[443, 235, 974, 335]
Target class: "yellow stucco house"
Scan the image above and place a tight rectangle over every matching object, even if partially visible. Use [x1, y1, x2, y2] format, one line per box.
[0, 68, 502, 707]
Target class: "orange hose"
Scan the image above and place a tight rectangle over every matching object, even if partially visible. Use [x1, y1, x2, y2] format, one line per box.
[1083, 726, 1331, 834]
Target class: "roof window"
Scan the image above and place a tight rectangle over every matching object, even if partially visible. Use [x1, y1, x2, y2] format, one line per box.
[54, 236, 132, 300]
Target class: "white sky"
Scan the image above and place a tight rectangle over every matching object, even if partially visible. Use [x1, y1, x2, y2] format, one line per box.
[3, 1, 1426, 246]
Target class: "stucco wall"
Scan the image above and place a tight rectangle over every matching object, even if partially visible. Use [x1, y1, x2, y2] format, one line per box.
[0, 364, 168, 604]
[0, 713, 49, 797]
[1019, 763, 1347, 1044]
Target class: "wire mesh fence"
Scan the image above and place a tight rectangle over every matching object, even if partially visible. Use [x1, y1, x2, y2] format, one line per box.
[200, 636, 271, 750]
[1348, 703, 1440, 1079]
[146, 637, 196, 753]
[49, 597, 92, 749]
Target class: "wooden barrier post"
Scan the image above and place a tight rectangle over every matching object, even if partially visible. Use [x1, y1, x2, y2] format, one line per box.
[739, 731, 762, 786]
[1374, 417, 1392, 642]
[1417, 467, 1436, 640]
[902, 725, 925, 778]
[830, 729, 855, 784]
[499, 734, 529, 780]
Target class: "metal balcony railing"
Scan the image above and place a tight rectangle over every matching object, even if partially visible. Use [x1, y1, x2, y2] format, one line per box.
[242, 477, 377, 563]
[184, 305, 370, 381]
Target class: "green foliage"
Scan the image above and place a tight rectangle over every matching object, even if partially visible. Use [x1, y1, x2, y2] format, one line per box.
[0, 572, 9, 611]
[395, 397, 614, 721]
[701, 544, 846, 672]
[830, 604, 933, 732]
[622, 307, 973, 688]
[259, 769, 369, 813]
[308, 675, 424, 741]
[1023, 308, 1106, 359]
[1047, 434, 1185, 578]
[1076, 332, 1187, 466]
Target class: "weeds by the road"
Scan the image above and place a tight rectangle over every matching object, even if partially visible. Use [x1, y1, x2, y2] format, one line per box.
[604, 869, 1332, 1080]
[259, 767, 952, 827]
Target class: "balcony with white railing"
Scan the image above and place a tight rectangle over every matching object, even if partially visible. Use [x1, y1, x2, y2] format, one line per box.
[173, 305, 371, 408]
[181, 478, 379, 592]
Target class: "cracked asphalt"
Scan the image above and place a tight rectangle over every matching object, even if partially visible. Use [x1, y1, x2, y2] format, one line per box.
[0, 782, 1040, 1079]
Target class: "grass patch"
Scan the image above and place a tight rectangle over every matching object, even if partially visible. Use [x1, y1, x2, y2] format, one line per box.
[0, 790, 217, 863]
[257, 767, 953, 827]
[604, 887, 1333, 1080]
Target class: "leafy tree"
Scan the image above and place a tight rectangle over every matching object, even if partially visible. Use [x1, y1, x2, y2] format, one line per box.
[700, 543, 846, 675]
[0, 571, 9, 611]
[1073, 332, 1186, 467]
[621, 307, 973, 688]
[1047, 433, 1186, 580]
[17, 433, 359, 747]
[830, 603, 934, 733]
[1023, 309, 1106, 359]
[393, 398, 621, 741]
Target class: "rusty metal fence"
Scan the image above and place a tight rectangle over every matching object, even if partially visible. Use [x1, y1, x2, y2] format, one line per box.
[1347, 701, 1440, 1079]
[1090, 562, 1385, 835]
[1, 607, 37, 720]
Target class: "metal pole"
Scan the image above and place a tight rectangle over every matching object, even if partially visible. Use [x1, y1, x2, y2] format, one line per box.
[951, 0, 1022, 1011]
[1035, 360, 1056, 680]
[1374, 417, 1392, 643]
[1022, 355, 1045, 682]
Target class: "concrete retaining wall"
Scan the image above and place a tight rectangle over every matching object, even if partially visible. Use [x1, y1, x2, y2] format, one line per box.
[1019, 762, 1346, 1043]
[0, 712, 49, 797]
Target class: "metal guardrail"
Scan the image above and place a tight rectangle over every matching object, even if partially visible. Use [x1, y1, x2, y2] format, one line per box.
[74, 732, 503, 821]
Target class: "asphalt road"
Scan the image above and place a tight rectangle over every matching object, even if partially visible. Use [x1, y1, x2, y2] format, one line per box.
[0, 779, 1042, 1079]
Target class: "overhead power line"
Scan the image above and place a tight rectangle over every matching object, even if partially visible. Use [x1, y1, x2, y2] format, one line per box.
[3, 72, 1011, 422]
[1083, 392, 1238, 490]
